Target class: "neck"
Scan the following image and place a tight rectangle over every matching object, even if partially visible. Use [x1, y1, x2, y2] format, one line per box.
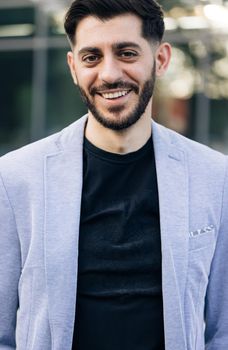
[85, 106, 153, 154]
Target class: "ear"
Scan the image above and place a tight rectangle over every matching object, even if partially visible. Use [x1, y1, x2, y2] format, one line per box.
[155, 42, 172, 77]
[67, 51, 78, 85]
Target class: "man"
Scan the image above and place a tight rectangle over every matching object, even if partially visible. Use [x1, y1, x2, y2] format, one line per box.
[0, 0, 228, 349]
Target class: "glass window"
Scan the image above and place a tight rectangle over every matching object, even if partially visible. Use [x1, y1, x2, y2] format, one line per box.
[0, 50, 33, 155]
[46, 48, 87, 135]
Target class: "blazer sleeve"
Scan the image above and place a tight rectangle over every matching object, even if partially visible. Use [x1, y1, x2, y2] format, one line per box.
[205, 156, 228, 350]
[0, 173, 21, 349]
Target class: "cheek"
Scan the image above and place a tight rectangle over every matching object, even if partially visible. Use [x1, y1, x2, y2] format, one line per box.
[125, 65, 151, 84]
[76, 69, 97, 90]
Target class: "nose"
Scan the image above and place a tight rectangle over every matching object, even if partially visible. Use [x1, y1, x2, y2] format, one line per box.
[98, 56, 123, 83]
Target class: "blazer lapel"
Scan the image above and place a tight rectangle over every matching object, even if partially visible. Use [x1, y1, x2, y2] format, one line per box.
[152, 121, 189, 350]
[44, 117, 86, 349]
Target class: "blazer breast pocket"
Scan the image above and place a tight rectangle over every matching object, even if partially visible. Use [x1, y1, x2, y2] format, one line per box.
[187, 227, 217, 303]
[188, 226, 216, 252]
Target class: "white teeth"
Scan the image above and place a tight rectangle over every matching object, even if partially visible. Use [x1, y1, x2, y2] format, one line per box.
[101, 91, 129, 99]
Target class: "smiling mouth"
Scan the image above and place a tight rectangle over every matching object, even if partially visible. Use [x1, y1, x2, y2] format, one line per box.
[97, 90, 131, 100]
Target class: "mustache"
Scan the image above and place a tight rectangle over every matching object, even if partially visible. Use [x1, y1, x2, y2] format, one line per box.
[90, 81, 139, 96]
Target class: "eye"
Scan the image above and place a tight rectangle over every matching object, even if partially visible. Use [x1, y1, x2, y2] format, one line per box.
[82, 55, 100, 64]
[119, 50, 138, 58]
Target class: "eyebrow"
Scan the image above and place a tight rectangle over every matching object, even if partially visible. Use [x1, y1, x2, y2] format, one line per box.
[78, 42, 142, 56]
[113, 42, 142, 51]
[78, 47, 101, 56]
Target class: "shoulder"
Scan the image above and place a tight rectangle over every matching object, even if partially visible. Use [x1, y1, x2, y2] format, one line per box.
[154, 121, 227, 165]
[0, 115, 87, 184]
[153, 121, 228, 192]
[0, 132, 60, 194]
[0, 131, 60, 172]
[0, 115, 86, 168]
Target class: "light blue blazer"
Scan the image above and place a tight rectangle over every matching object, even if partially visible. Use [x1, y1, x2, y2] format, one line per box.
[0, 115, 228, 350]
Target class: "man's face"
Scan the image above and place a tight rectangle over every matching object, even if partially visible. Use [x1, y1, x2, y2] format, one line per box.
[68, 14, 158, 131]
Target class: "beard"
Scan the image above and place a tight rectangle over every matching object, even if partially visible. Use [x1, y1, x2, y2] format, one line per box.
[77, 63, 156, 131]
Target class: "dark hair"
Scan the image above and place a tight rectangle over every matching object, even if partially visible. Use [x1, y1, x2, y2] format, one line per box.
[64, 0, 165, 45]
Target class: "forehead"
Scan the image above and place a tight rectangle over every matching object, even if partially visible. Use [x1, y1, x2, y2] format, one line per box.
[74, 14, 145, 50]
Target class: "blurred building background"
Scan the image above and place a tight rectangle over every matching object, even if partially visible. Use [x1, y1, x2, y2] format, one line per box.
[0, 0, 228, 155]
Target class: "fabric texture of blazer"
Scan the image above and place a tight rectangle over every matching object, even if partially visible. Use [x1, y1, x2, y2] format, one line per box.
[0, 115, 228, 350]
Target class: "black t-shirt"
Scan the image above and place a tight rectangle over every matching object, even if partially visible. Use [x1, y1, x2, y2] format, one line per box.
[72, 136, 165, 350]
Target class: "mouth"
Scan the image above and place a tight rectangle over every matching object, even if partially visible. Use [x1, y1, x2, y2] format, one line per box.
[97, 90, 132, 100]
